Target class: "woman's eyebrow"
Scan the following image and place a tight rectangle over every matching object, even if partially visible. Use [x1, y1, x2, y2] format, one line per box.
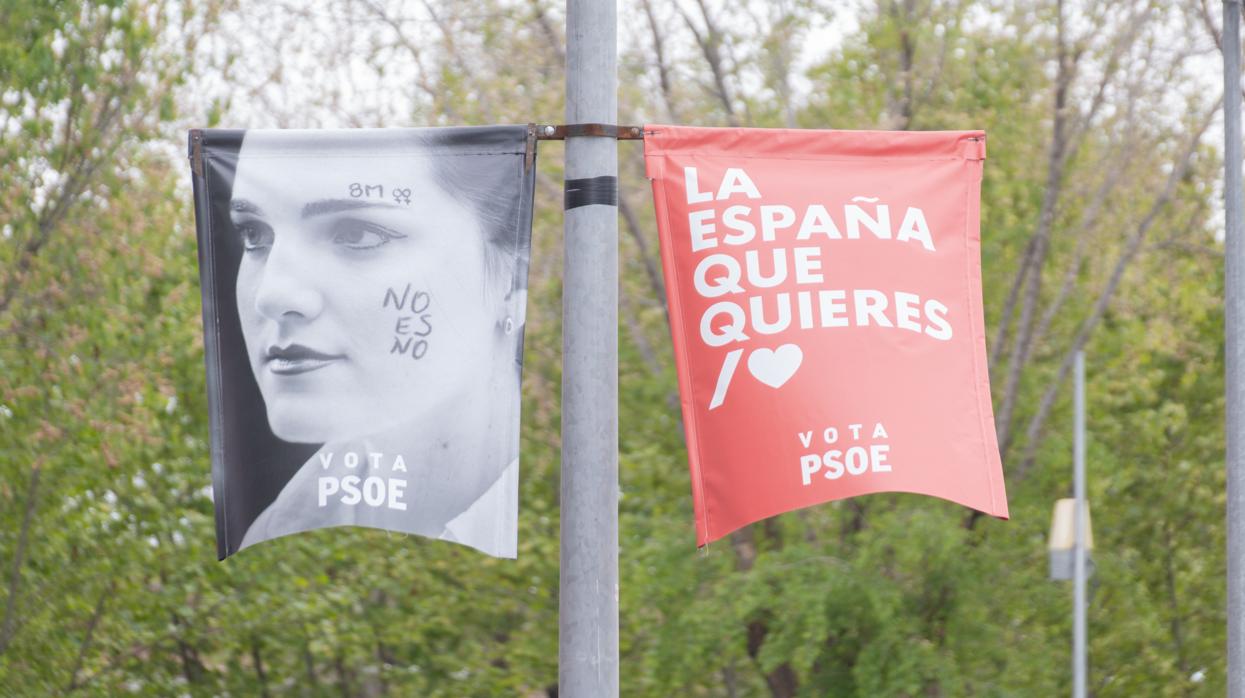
[302, 199, 401, 218]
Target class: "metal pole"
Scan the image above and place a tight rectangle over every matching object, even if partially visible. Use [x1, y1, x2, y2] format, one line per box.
[1073, 350, 1087, 698]
[560, 0, 619, 695]
[1224, 2, 1244, 695]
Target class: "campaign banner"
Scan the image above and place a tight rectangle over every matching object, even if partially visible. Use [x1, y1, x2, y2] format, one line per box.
[189, 126, 535, 559]
[644, 125, 1008, 546]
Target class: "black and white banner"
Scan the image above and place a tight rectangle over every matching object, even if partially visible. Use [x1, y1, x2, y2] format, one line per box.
[189, 126, 535, 559]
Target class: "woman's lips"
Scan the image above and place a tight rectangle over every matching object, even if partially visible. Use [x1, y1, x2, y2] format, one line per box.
[265, 344, 346, 375]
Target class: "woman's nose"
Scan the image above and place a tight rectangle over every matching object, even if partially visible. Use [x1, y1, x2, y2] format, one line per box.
[253, 236, 325, 322]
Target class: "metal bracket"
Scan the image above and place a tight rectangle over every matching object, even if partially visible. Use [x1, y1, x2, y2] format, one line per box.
[535, 123, 645, 140]
[524, 123, 538, 173]
[188, 129, 204, 178]
[963, 135, 986, 161]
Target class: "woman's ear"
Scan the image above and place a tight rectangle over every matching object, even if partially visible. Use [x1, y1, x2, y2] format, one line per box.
[497, 287, 528, 337]
[508, 288, 528, 332]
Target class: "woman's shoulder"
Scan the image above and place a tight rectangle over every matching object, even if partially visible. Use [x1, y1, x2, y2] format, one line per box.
[239, 459, 341, 549]
[441, 457, 518, 558]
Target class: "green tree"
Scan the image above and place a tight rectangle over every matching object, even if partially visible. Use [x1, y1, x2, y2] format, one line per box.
[0, 0, 1231, 695]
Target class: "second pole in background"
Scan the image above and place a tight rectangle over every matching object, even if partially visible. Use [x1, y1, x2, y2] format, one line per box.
[559, 0, 620, 696]
[1073, 350, 1088, 698]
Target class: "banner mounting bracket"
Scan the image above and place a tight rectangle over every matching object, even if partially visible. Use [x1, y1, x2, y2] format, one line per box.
[536, 123, 645, 140]
[524, 123, 538, 173]
[188, 129, 204, 178]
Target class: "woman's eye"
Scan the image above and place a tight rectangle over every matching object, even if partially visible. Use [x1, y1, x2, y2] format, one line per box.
[331, 219, 406, 250]
[237, 221, 274, 252]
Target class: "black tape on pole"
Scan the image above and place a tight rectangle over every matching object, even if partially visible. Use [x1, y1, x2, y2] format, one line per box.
[564, 176, 618, 210]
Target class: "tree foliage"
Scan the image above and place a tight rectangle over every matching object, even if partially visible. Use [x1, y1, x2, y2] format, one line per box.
[0, 0, 1230, 695]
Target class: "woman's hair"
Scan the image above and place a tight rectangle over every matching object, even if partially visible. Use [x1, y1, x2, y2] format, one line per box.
[411, 127, 533, 304]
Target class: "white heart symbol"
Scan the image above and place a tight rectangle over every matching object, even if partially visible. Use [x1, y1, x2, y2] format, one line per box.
[747, 344, 803, 388]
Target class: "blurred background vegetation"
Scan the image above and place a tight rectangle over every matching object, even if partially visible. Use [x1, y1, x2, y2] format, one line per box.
[0, 0, 1231, 695]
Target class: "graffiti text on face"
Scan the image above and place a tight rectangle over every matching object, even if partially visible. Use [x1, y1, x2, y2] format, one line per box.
[383, 283, 433, 360]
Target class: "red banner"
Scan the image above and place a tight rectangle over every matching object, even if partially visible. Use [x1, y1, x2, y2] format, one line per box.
[645, 125, 1008, 546]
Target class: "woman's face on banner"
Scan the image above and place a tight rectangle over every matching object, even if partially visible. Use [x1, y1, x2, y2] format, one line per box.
[231, 137, 500, 443]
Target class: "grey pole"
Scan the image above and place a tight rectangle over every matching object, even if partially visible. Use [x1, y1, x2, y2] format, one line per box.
[1073, 350, 1087, 698]
[559, 0, 619, 695]
[1224, 2, 1244, 695]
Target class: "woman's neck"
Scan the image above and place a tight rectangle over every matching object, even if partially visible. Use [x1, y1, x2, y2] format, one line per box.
[318, 359, 518, 533]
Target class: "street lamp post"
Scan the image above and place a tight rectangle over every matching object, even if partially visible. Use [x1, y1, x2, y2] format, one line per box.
[1047, 351, 1091, 698]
